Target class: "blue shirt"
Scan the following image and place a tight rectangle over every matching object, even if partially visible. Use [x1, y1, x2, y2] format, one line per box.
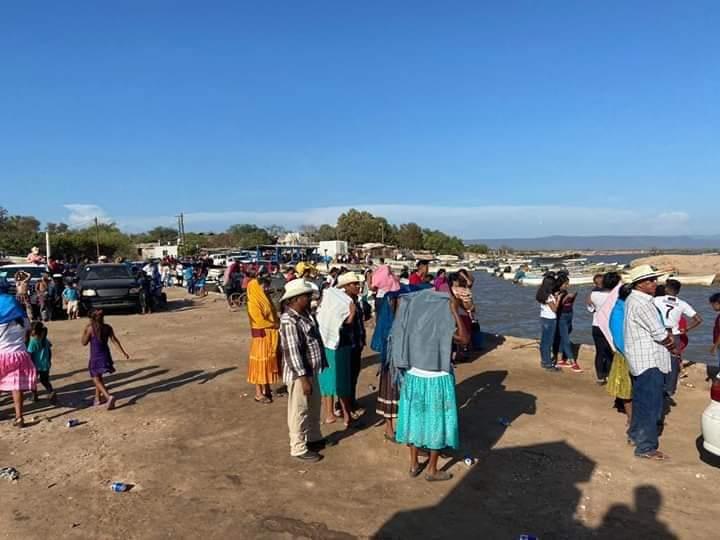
[27, 337, 52, 372]
[63, 287, 79, 301]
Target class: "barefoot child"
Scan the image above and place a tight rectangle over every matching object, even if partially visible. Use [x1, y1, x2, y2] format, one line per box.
[81, 309, 130, 410]
[28, 321, 56, 403]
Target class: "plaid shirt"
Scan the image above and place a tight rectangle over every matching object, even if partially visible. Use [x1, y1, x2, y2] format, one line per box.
[280, 307, 326, 385]
[624, 290, 671, 376]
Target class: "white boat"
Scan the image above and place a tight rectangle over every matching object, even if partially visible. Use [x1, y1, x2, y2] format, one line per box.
[661, 273, 717, 287]
[519, 275, 596, 287]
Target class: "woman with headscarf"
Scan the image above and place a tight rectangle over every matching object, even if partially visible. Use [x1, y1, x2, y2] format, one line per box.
[0, 278, 37, 427]
[247, 271, 280, 403]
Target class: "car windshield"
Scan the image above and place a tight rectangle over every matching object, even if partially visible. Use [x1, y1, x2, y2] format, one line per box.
[82, 266, 132, 280]
[0, 266, 46, 280]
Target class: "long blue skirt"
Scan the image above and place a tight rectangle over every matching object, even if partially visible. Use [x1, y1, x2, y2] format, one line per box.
[395, 372, 459, 450]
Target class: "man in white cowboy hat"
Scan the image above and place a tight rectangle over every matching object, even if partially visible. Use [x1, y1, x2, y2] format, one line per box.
[624, 265, 678, 461]
[336, 272, 367, 416]
[279, 279, 329, 463]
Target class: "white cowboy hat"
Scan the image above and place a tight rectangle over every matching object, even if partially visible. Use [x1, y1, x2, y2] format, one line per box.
[31, 246, 40, 254]
[336, 272, 364, 288]
[281, 279, 315, 302]
[623, 264, 666, 285]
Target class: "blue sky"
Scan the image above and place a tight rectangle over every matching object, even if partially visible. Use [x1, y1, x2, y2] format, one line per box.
[1, 1, 718, 238]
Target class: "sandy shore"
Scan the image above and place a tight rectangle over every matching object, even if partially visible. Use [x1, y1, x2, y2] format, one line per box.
[632, 254, 720, 275]
[1, 289, 718, 539]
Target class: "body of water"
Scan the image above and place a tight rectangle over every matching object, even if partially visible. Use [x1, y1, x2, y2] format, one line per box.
[472, 271, 720, 365]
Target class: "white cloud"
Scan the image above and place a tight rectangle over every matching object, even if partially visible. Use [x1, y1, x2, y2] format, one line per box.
[64, 204, 112, 227]
[96, 204, 695, 238]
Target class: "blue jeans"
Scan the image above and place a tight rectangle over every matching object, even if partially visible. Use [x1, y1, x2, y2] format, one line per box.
[628, 367, 665, 455]
[663, 335, 681, 397]
[556, 311, 574, 361]
[539, 318, 557, 368]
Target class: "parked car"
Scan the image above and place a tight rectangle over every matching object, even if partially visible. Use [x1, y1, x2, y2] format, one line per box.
[77, 263, 142, 313]
[701, 375, 720, 457]
[0, 263, 48, 295]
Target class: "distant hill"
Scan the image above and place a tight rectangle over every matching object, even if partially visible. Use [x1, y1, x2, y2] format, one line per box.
[466, 235, 720, 251]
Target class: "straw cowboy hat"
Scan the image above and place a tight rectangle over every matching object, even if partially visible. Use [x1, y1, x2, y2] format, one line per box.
[336, 272, 364, 288]
[623, 264, 666, 285]
[281, 279, 315, 302]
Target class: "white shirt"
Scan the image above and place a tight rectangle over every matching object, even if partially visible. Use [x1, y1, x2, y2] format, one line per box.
[624, 290, 671, 376]
[588, 290, 610, 327]
[0, 319, 30, 353]
[540, 299, 557, 319]
[653, 295, 697, 335]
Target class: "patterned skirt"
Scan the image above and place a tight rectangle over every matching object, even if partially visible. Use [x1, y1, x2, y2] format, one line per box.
[247, 329, 280, 385]
[0, 351, 37, 392]
[375, 366, 399, 419]
[395, 371, 459, 451]
[606, 352, 632, 400]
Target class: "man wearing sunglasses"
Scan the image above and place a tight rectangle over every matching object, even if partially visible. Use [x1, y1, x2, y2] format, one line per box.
[624, 265, 678, 461]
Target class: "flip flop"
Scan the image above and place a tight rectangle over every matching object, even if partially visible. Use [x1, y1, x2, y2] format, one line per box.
[106, 396, 116, 410]
[425, 471, 453, 482]
[254, 396, 271, 404]
[409, 463, 425, 478]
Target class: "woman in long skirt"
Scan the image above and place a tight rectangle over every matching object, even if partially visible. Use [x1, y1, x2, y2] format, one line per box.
[247, 274, 280, 403]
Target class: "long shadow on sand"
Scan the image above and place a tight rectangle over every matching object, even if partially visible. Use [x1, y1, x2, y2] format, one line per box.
[373, 370, 678, 540]
[1, 366, 237, 420]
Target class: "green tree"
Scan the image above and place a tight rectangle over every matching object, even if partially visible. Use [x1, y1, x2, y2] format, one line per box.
[0, 207, 43, 255]
[395, 223, 424, 250]
[422, 229, 465, 256]
[316, 224, 337, 241]
[226, 224, 273, 247]
[336, 209, 395, 245]
[465, 243, 489, 254]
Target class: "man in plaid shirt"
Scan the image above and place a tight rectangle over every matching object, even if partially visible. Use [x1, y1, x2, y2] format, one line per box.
[624, 265, 678, 460]
[279, 279, 329, 462]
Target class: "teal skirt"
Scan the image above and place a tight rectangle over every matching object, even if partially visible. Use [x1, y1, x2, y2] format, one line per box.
[319, 346, 352, 397]
[396, 372, 459, 450]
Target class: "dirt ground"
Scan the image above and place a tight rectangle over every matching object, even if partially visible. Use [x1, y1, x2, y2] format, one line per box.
[2, 288, 719, 539]
[632, 254, 720, 276]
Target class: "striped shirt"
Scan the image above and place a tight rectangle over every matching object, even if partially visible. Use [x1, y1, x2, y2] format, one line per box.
[280, 307, 326, 385]
[624, 290, 671, 376]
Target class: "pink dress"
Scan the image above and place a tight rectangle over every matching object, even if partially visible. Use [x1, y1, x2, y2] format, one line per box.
[0, 319, 37, 391]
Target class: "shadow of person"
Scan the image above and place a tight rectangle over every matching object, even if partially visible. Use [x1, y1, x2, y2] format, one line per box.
[443, 370, 536, 469]
[595, 485, 678, 540]
[463, 332, 507, 362]
[374, 440, 595, 539]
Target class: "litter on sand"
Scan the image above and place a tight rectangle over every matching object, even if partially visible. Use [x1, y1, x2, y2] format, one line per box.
[0, 467, 20, 481]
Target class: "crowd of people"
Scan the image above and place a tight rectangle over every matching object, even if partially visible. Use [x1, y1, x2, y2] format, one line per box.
[4, 248, 720, 479]
[236, 258, 481, 481]
[535, 265, 720, 461]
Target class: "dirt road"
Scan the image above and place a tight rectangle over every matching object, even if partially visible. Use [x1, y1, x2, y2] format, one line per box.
[1, 289, 718, 539]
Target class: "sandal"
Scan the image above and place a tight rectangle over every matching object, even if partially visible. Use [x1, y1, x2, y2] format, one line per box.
[254, 396, 272, 404]
[13, 417, 25, 428]
[106, 396, 116, 410]
[425, 471, 453, 482]
[383, 433, 397, 443]
[409, 463, 425, 478]
[636, 450, 668, 461]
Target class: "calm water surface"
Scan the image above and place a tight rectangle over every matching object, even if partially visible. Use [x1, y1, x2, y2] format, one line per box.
[472, 271, 720, 365]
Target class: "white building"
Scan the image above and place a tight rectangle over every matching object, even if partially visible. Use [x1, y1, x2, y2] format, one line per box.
[318, 240, 348, 260]
[136, 242, 179, 260]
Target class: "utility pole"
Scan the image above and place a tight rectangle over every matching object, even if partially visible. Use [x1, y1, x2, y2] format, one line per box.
[380, 222, 385, 244]
[45, 229, 51, 259]
[94, 216, 100, 260]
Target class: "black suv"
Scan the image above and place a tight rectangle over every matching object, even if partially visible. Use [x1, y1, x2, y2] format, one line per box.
[78, 264, 142, 313]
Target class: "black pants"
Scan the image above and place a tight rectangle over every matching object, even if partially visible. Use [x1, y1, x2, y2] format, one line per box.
[37, 371, 53, 393]
[350, 346, 363, 407]
[592, 326, 613, 380]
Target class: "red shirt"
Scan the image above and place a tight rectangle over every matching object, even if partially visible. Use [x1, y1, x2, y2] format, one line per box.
[713, 314, 720, 344]
[409, 272, 423, 286]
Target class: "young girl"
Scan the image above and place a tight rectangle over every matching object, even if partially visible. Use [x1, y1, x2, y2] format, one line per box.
[553, 274, 582, 373]
[81, 309, 130, 410]
[28, 321, 56, 403]
[536, 274, 560, 371]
